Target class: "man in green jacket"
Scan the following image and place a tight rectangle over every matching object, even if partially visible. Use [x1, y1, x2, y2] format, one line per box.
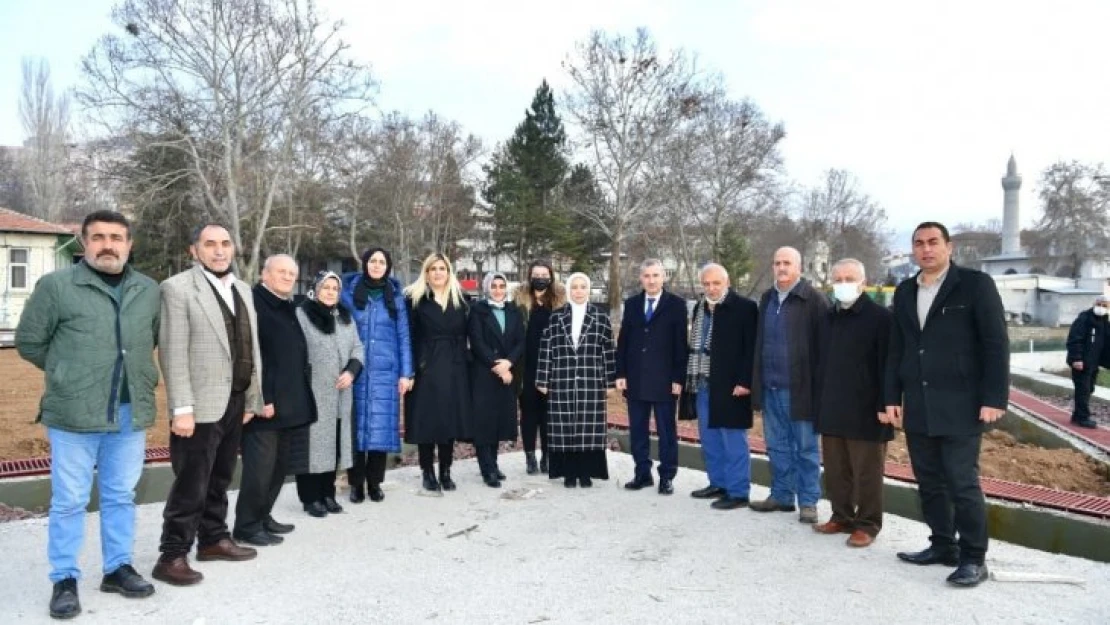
[16, 210, 161, 620]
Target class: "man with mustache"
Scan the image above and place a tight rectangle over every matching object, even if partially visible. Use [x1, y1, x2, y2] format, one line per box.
[17, 211, 161, 619]
[153, 224, 265, 586]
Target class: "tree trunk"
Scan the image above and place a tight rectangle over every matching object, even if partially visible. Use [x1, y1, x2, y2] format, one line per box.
[607, 227, 622, 312]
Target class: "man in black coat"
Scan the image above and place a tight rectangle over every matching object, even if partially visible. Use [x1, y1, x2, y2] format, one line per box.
[616, 259, 689, 495]
[1065, 296, 1109, 429]
[680, 263, 759, 510]
[885, 222, 1009, 588]
[813, 259, 893, 549]
[233, 254, 316, 545]
[750, 247, 829, 523]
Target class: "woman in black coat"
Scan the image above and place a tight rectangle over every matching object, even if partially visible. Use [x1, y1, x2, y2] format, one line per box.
[467, 272, 525, 488]
[403, 253, 472, 492]
[514, 260, 566, 475]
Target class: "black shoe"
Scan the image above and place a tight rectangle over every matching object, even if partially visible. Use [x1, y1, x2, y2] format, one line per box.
[263, 517, 295, 534]
[368, 485, 385, 502]
[50, 578, 80, 619]
[1073, 418, 1098, 429]
[525, 452, 539, 475]
[349, 485, 366, 504]
[100, 564, 154, 598]
[658, 479, 674, 495]
[897, 546, 960, 567]
[624, 476, 654, 490]
[495, 467, 507, 480]
[422, 469, 441, 491]
[232, 530, 283, 546]
[690, 485, 727, 499]
[947, 563, 989, 587]
[323, 496, 344, 514]
[440, 469, 457, 491]
[580, 477, 593, 488]
[564, 476, 577, 488]
[711, 496, 750, 510]
[539, 453, 549, 473]
[304, 501, 329, 518]
[483, 474, 502, 488]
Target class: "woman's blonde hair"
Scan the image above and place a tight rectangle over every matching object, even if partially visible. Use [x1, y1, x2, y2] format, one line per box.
[404, 253, 466, 310]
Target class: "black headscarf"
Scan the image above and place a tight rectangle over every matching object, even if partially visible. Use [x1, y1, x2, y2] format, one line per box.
[353, 247, 398, 319]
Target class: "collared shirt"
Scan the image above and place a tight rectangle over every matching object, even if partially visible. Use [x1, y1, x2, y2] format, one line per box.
[775, 279, 799, 303]
[203, 268, 238, 314]
[916, 266, 949, 330]
[644, 291, 662, 316]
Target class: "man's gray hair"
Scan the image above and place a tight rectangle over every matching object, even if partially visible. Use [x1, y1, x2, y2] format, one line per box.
[698, 262, 729, 281]
[640, 258, 666, 274]
[263, 254, 297, 272]
[831, 258, 866, 281]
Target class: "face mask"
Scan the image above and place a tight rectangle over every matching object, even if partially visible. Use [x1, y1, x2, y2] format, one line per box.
[530, 278, 551, 291]
[833, 282, 861, 304]
[1094, 306, 1108, 317]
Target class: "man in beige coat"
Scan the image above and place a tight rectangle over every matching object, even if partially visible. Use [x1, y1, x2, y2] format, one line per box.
[152, 224, 265, 586]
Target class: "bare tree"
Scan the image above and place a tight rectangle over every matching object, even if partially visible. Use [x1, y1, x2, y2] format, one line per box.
[78, 0, 375, 280]
[796, 169, 889, 286]
[563, 28, 709, 309]
[18, 58, 71, 221]
[1032, 160, 1110, 279]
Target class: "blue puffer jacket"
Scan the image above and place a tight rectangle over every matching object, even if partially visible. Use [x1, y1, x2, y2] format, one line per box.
[340, 273, 414, 452]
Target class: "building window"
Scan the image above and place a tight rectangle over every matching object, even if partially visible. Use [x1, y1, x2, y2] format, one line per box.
[9, 248, 29, 290]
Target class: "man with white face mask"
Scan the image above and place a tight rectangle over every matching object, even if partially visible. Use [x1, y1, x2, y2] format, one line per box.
[813, 259, 893, 548]
[1065, 295, 1110, 429]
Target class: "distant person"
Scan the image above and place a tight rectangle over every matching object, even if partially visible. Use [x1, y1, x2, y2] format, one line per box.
[885, 221, 1009, 588]
[1065, 296, 1109, 429]
[16, 211, 159, 619]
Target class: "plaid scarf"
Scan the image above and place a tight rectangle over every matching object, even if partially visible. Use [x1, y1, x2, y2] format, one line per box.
[686, 299, 714, 390]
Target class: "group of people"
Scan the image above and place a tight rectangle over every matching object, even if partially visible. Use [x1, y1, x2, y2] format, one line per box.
[17, 212, 1010, 620]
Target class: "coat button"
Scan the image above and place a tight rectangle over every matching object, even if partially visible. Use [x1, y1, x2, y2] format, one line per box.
[919, 349, 924, 355]
[923, 381, 928, 387]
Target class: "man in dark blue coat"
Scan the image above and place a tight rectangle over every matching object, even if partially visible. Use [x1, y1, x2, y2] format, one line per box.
[616, 259, 689, 495]
[1065, 296, 1109, 429]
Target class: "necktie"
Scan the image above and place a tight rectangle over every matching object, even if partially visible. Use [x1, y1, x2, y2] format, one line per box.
[645, 297, 656, 322]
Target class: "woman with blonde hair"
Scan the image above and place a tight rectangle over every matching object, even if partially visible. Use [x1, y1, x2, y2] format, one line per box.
[536, 272, 616, 488]
[514, 260, 565, 474]
[403, 253, 472, 492]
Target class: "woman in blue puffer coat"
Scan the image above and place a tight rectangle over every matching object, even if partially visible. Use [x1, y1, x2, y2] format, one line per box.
[340, 247, 414, 503]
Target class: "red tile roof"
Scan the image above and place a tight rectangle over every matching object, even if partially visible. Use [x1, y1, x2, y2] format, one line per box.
[0, 207, 76, 235]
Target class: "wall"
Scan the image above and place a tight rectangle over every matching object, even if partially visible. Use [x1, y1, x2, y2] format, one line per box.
[0, 232, 61, 332]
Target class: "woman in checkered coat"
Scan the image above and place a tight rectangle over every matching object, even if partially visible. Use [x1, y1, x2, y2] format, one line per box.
[536, 272, 617, 488]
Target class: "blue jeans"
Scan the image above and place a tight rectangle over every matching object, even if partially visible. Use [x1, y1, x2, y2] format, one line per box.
[696, 386, 751, 498]
[761, 387, 821, 506]
[47, 404, 145, 582]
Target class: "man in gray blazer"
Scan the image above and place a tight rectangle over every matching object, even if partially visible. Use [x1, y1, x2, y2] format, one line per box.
[152, 224, 265, 587]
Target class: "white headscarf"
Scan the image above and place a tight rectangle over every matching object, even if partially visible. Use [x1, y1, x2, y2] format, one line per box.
[482, 271, 509, 309]
[566, 272, 591, 346]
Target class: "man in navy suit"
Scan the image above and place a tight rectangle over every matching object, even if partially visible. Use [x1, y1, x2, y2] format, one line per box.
[616, 259, 689, 495]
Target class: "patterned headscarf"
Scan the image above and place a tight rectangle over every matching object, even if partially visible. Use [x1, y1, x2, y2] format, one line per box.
[483, 271, 509, 308]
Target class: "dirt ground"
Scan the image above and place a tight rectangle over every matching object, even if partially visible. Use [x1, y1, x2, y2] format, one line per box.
[1, 350, 1107, 498]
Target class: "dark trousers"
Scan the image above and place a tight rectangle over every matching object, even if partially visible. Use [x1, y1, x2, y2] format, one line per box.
[348, 451, 388, 489]
[1072, 368, 1096, 421]
[628, 398, 678, 480]
[234, 427, 291, 535]
[519, 390, 548, 454]
[905, 433, 988, 565]
[418, 442, 454, 472]
[822, 436, 887, 536]
[295, 471, 336, 504]
[159, 391, 245, 558]
[475, 444, 501, 477]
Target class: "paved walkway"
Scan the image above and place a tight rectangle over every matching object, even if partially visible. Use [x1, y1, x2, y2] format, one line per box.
[1, 453, 1107, 624]
[1010, 368, 1110, 454]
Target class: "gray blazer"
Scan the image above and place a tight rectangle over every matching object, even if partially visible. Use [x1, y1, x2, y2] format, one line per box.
[159, 264, 264, 423]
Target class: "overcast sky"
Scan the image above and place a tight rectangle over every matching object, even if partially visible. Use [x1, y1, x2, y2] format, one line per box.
[1, 0, 1108, 248]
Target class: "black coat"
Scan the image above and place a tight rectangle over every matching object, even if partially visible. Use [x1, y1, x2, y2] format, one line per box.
[616, 290, 689, 402]
[815, 294, 894, 442]
[752, 279, 829, 421]
[467, 300, 525, 444]
[250, 284, 316, 431]
[404, 295, 472, 444]
[884, 264, 1010, 437]
[679, 291, 759, 429]
[520, 304, 553, 412]
[1066, 309, 1109, 370]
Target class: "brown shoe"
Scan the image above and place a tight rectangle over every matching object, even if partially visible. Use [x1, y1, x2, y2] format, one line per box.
[847, 530, 875, 548]
[151, 556, 204, 586]
[813, 520, 852, 535]
[196, 538, 258, 562]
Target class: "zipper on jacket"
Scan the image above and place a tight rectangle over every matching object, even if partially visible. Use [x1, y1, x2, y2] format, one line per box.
[105, 295, 124, 424]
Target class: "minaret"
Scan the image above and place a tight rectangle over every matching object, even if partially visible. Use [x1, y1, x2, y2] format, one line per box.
[1001, 154, 1022, 255]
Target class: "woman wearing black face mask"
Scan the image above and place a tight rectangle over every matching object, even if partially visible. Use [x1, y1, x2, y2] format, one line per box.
[513, 260, 565, 474]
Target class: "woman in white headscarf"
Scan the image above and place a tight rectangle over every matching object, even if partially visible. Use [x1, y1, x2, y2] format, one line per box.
[467, 272, 526, 487]
[535, 272, 617, 487]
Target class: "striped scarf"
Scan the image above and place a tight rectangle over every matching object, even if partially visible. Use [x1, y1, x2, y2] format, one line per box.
[686, 299, 714, 390]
